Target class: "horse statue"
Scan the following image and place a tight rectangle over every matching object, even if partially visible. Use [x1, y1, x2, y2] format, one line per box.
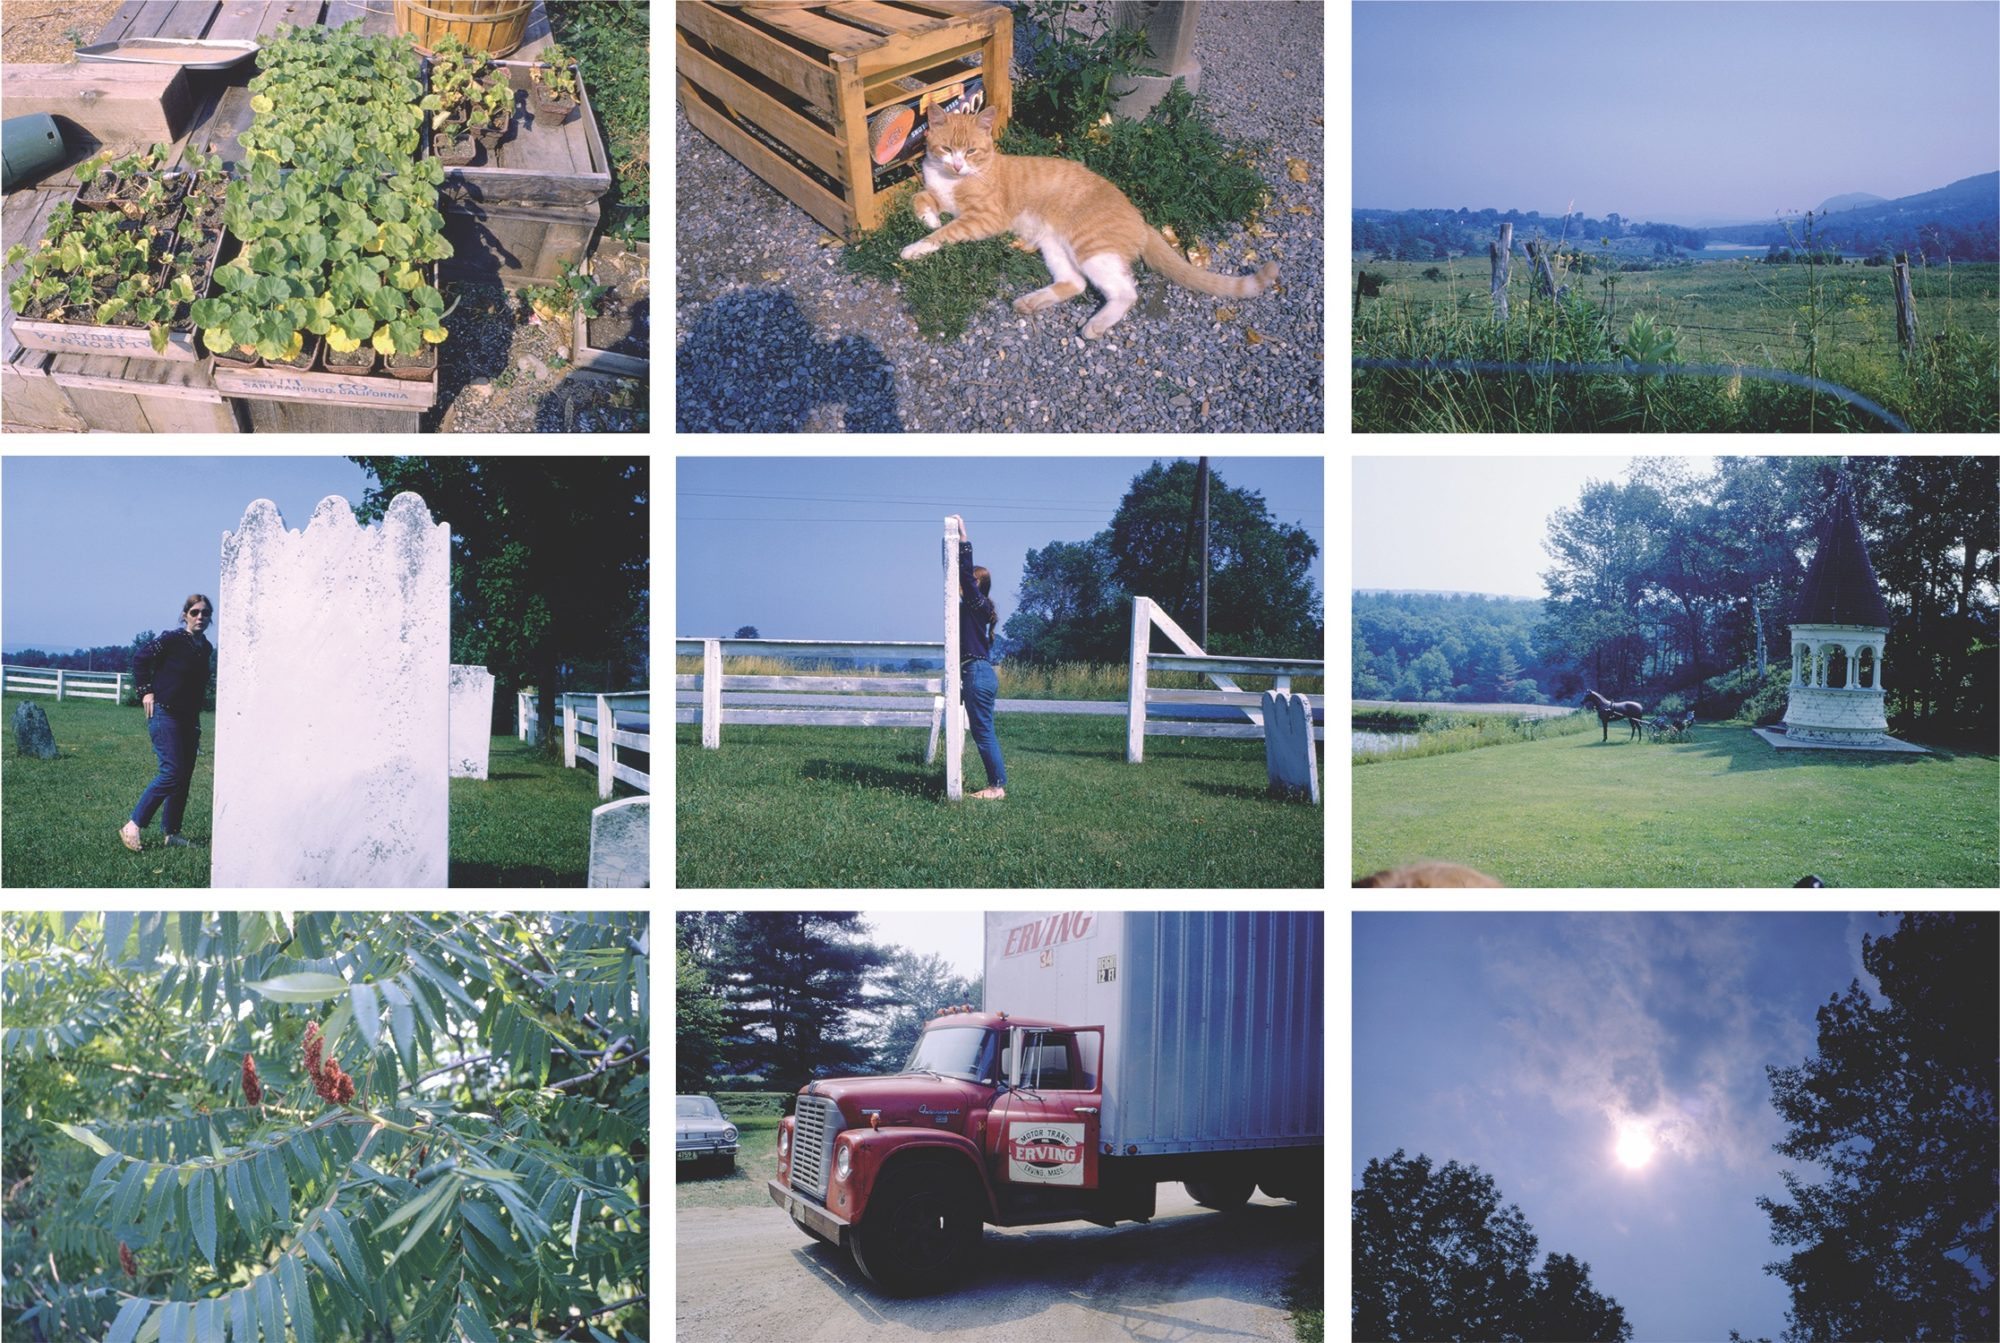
[1580, 689, 1646, 742]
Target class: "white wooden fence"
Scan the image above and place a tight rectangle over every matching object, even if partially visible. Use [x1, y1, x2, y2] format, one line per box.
[1125, 597, 1326, 762]
[2, 665, 127, 703]
[516, 690, 651, 800]
[676, 517, 969, 799]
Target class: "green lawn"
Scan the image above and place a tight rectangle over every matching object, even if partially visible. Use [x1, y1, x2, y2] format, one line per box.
[676, 715, 1325, 887]
[2, 695, 631, 888]
[1353, 725, 1999, 887]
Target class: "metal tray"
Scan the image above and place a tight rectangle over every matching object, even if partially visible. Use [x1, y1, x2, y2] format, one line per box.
[74, 38, 260, 71]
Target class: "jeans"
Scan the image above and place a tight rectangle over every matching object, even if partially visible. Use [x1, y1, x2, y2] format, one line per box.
[131, 710, 200, 835]
[961, 659, 1006, 788]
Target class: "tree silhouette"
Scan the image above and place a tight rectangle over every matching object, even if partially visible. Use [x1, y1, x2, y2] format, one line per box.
[1757, 911, 1998, 1343]
[1354, 1149, 1632, 1342]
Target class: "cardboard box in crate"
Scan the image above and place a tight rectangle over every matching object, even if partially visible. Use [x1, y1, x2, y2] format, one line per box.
[677, 1, 1014, 235]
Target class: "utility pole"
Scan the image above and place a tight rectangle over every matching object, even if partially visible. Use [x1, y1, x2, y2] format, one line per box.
[1197, 456, 1210, 648]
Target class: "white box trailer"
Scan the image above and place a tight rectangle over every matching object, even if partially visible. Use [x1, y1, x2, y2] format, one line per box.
[983, 910, 1323, 1154]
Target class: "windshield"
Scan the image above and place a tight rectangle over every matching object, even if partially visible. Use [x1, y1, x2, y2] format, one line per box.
[904, 1025, 997, 1082]
[677, 1096, 723, 1119]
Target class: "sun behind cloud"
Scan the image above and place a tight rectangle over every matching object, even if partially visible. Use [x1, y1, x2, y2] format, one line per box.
[1616, 1121, 1657, 1169]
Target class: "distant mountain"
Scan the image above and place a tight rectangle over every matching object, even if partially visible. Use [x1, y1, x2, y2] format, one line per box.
[1818, 190, 1886, 213]
[1703, 172, 1998, 259]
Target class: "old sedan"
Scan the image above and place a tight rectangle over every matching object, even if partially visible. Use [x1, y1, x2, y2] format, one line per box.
[677, 1094, 739, 1172]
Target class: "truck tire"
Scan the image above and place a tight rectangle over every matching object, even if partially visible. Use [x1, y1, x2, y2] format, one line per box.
[848, 1165, 983, 1296]
[1184, 1176, 1257, 1211]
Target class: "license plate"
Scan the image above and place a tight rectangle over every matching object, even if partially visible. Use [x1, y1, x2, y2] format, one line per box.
[677, 1150, 702, 1162]
[788, 1196, 809, 1224]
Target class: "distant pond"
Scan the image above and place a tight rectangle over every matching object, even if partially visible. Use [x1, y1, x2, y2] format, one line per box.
[1353, 730, 1419, 755]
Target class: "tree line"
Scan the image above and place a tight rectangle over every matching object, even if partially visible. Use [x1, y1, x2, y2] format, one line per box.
[1354, 207, 1705, 260]
[1353, 592, 1559, 705]
[676, 913, 982, 1093]
[1356, 911, 1995, 1343]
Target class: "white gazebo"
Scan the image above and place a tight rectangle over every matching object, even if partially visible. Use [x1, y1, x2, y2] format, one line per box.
[1758, 477, 1925, 754]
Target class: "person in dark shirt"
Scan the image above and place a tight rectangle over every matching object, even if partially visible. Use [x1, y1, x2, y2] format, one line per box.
[120, 594, 214, 853]
[948, 516, 1006, 799]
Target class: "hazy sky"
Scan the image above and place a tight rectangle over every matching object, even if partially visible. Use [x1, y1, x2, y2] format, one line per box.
[1353, 456, 1716, 597]
[2, 456, 376, 652]
[1355, 911, 1895, 1343]
[861, 911, 984, 982]
[677, 457, 1324, 643]
[1353, 2, 2000, 222]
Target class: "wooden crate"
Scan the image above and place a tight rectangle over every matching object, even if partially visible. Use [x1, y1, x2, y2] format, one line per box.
[213, 358, 439, 412]
[10, 200, 226, 363]
[439, 60, 611, 207]
[572, 237, 647, 377]
[677, 0, 1013, 235]
[442, 197, 598, 288]
[236, 399, 421, 433]
[47, 353, 242, 433]
[0, 61, 196, 150]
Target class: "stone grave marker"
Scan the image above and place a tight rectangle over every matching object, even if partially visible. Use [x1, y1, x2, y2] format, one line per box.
[587, 796, 649, 887]
[12, 701, 57, 758]
[450, 665, 495, 779]
[212, 493, 450, 887]
[1261, 690, 1320, 804]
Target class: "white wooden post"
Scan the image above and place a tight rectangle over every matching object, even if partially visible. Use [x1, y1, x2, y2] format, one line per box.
[943, 517, 964, 801]
[1127, 596, 1151, 763]
[516, 691, 526, 741]
[55, 669, 66, 701]
[701, 639, 722, 749]
[115, 672, 126, 704]
[597, 694, 615, 799]
[563, 695, 578, 768]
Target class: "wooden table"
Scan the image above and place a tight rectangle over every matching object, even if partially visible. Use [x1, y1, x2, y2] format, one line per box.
[1, 0, 555, 433]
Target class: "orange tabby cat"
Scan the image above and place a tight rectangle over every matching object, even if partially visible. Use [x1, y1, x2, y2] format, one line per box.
[900, 106, 1278, 339]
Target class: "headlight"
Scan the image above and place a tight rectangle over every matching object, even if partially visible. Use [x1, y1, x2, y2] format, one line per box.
[779, 1129, 790, 1156]
[835, 1144, 852, 1182]
[725, 1125, 738, 1143]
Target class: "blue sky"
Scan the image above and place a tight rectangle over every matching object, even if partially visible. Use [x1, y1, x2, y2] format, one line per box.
[2, 457, 376, 652]
[1354, 2, 2000, 223]
[676, 457, 1324, 643]
[1354, 911, 1895, 1343]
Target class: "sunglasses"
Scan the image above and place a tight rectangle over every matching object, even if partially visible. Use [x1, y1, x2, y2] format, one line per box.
[187, 609, 212, 618]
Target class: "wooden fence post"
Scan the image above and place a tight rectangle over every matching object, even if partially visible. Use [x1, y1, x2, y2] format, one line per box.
[1490, 222, 1512, 321]
[701, 639, 722, 749]
[1892, 257, 1919, 352]
[1127, 596, 1151, 763]
[1526, 240, 1567, 300]
[563, 696, 578, 768]
[597, 694, 615, 799]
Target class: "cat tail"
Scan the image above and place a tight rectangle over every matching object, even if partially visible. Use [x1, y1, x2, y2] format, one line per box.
[1140, 230, 1279, 297]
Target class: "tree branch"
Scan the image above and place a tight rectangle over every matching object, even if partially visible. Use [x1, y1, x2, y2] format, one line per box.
[552, 1293, 646, 1340]
[547, 1038, 646, 1092]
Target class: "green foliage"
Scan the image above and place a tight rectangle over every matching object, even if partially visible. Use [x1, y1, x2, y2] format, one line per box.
[521, 261, 609, 324]
[6, 185, 202, 353]
[546, 2, 649, 239]
[531, 43, 579, 103]
[1008, 0, 1161, 139]
[841, 182, 1047, 340]
[675, 948, 727, 1092]
[1, 912, 648, 1341]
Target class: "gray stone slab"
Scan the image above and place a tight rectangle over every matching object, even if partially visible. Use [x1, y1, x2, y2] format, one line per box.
[1752, 726, 1930, 755]
[450, 664, 495, 780]
[12, 700, 57, 758]
[212, 493, 451, 887]
[1262, 690, 1320, 803]
[587, 796, 649, 887]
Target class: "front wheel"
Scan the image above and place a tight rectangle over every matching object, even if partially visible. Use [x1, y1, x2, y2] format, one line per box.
[848, 1166, 983, 1296]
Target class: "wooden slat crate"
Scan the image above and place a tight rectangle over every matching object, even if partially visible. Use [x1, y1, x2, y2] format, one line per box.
[47, 353, 242, 433]
[2, 190, 87, 430]
[677, 0, 1013, 234]
[442, 197, 598, 288]
[440, 60, 611, 207]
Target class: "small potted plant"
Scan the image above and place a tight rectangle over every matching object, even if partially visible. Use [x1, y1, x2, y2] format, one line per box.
[472, 75, 516, 151]
[529, 43, 579, 123]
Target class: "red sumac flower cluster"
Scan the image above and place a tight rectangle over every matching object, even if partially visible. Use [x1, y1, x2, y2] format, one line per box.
[119, 1240, 137, 1278]
[301, 1021, 356, 1105]
[241, 1052, 263, 1105]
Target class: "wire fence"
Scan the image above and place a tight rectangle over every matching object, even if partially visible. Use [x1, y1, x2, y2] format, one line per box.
[1350, 357, 1911, 432]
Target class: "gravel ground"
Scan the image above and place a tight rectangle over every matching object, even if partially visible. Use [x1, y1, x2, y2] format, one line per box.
[427, 283, 649, 434]
[676, 0, 1325, 434]
[2, 2, 122, 63]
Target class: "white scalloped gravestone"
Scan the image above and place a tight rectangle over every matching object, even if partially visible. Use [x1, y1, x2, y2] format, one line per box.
[450, 665, 495, 779]
[1261, 690, 1320, 804]
[212, 493, 450, 887]
[587, 796, 649, 887]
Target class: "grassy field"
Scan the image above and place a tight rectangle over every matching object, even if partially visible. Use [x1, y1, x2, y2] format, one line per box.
[1352, 256, 1999, 431]
[677, 714, 1324, 887]
[1352, 724, 1998, 887]
[1, 695, 627, 888]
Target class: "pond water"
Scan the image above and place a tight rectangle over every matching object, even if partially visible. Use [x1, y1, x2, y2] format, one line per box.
[1353, 730, 1419, 755]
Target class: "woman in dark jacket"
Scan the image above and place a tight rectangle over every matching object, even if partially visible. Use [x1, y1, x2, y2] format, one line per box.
[948, 516, 1006, 799]
[120, 593, 213, 852]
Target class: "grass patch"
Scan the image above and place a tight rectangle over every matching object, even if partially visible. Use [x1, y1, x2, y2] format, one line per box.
[1282, 1251, 1324, 1343]
[1352, 724, 1999, 886]
[1, 696, 625, 888]
[547, 0, 649, 240]
[1353, 709, 1598, 764]
[677, 713, 1323, 887]
[841, 180, 1048, 340]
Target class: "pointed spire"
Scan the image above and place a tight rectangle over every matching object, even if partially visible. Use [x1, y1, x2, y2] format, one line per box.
[1792, 474, 1890, 627]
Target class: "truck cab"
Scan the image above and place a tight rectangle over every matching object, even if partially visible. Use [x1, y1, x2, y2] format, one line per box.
[768, 1008, 1110, 1294]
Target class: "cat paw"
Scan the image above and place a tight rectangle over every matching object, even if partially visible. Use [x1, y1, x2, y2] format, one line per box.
[900, 239, 939, 261]
[1014, 293, 1048, 314]
[917, 210, 943, 229]
[1081, 321, 1111, 340]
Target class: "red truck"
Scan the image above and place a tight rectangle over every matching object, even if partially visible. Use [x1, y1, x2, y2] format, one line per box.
[767, 910, 1322, 1294]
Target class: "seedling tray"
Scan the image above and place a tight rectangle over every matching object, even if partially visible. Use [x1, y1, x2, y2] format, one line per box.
[210, 263, 441, 411]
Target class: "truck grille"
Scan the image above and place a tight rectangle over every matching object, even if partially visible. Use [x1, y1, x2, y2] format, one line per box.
[789, 1096, 840, 1199]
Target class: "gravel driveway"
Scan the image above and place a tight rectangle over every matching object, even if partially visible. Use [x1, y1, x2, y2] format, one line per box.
[676, 1186, 1317, 1342]
[676, 0, 1324, 433]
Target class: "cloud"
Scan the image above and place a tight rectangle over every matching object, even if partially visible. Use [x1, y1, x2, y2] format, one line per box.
[1482, 914, 1790, 1173]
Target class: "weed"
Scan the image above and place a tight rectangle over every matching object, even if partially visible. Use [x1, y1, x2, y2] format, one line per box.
[841, 182, 1046, 340]
[546, 1, 648, 238]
